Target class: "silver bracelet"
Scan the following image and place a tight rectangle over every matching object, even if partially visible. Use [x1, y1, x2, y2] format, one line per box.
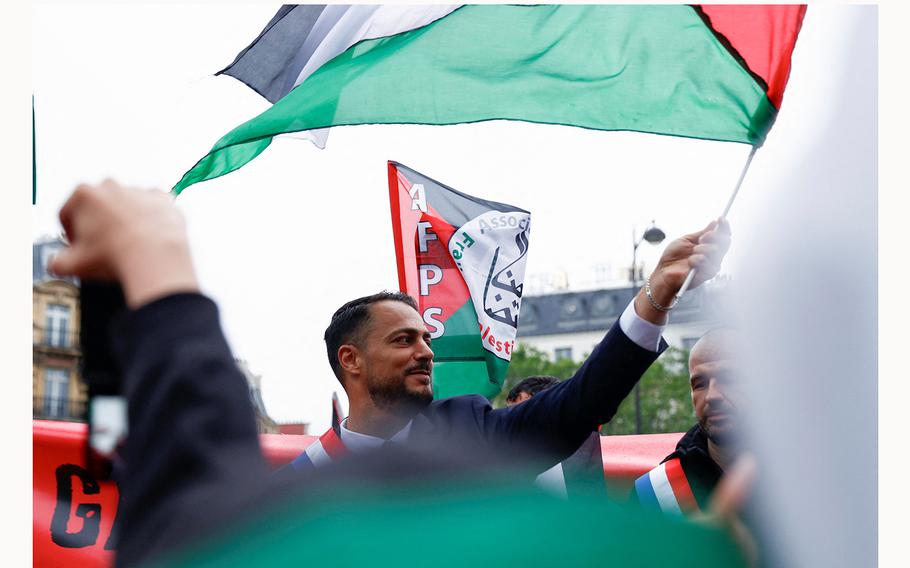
[645, 277, 679, 312]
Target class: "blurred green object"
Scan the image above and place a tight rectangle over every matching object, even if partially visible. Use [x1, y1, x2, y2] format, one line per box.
[156, 478, 745, 567]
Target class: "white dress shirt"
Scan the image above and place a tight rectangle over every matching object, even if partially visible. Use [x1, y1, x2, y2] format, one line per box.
[339, 416, 413, 451]
[618, 298, 665, 352]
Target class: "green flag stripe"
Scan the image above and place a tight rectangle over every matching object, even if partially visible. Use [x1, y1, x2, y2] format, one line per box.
[174, 5, 774, 194]
[484, 353, 510, 385]
[431, 300, 499, 400]
[430, 300, 513, 400]
[430, 300, 485, 360]
[432, 360, 496, 400]
[434, 356, 487, 363]
[174, 137, 273, 194]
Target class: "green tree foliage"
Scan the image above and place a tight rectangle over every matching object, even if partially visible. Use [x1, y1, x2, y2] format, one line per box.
[599, 347, 694, 435]
[495, 344, 695, 435]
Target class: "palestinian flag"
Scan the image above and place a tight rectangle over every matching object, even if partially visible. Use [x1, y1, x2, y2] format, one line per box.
[388, 161, 529, 399]
[216, 4, 460, 148]
[173, 4, 806, 194]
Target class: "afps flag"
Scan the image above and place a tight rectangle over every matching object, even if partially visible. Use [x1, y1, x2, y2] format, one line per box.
[388, 162, 530, 399]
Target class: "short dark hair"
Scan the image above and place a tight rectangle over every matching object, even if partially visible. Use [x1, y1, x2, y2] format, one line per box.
[324, 291, 419, 383]
[506, 375, 560, 402]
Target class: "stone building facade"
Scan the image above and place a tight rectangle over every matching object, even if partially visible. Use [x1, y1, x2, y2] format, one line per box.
[33, 239, 86, 420]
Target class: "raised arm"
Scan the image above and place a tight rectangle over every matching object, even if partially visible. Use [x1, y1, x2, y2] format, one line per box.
[51, 180, 267, 565]
[481, 220, 732, 461]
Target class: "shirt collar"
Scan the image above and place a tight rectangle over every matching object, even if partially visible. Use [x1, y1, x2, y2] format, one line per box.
[339, 417, 413, 453]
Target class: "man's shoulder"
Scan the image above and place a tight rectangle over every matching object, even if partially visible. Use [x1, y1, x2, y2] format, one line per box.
[670, 424, 709, 461]
[426, 394, 492, 414]
[407, 395, 497, 444]
[417, 394, 496, 430]
[637, 425, 700, 482]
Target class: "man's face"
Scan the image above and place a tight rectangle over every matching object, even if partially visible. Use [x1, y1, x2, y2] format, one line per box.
[359, 300, 435, 413]
[689, 335, 740, 445]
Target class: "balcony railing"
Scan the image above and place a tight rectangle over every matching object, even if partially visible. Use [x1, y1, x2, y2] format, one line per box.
[33, 329, 81, 350]
[33, 396, 86, 422]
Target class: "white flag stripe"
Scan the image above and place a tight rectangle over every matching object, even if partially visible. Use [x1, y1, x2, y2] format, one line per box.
[649, 463, 683, 515]
[287, 5, 462, 92]
[274, 4, 460, 148]
[304, 439, 333, 467]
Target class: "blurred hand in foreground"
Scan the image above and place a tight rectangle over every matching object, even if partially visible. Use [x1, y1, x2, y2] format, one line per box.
[692, 454, 759, 567]
[50, 179, 199, 308]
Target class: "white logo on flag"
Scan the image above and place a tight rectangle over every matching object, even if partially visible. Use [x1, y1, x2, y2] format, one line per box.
[450, 211, 531, 361]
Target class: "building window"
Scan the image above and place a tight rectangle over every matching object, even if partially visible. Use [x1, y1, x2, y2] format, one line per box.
[45, 303, 70, 347]
[43, 368, 70, 418]
[41, 244, 62, 278]
[554, 347, 573, 361]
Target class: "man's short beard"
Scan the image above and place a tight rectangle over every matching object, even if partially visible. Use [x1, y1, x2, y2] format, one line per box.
[367, 375, 433, 415]
[699, 418, 734, 446]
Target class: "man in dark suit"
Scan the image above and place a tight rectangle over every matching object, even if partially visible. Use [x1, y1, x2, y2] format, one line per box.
[506, 375, 606, 498]
[286, 214, 731, 475]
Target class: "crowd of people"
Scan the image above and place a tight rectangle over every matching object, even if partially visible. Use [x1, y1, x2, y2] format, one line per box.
[51, 179, 754, 567]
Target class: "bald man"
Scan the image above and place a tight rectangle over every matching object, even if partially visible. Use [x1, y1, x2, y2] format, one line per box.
[634, 329, 740, 516]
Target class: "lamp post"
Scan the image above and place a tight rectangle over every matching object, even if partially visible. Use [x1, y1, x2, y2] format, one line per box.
[631, 221, 665, 434]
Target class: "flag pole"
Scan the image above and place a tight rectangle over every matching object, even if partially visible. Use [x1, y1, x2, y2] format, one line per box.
[673, 145, 758, 302]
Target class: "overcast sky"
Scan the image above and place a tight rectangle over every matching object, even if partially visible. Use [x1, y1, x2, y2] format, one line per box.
[31, 3, 875, 431]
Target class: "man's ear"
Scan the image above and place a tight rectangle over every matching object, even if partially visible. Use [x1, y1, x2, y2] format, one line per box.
[338, 344, 362, 378]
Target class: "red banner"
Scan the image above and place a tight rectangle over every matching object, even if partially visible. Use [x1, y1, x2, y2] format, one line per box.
[33, 419, 677, 566]
[32, 421, 314, 567]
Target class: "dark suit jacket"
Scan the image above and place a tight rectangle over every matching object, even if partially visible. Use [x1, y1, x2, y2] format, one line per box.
[108, 293, 664, 566]
[407, 318, 666, 466]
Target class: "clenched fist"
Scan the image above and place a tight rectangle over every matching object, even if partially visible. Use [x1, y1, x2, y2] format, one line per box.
[50, 179, 199, 308]
[635, 219, 731, 325]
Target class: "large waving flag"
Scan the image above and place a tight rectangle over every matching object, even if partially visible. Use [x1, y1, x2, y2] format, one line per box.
[388, 161, 529, 399]
[174, 4, 806, 194]
[217, 4, 460, 148]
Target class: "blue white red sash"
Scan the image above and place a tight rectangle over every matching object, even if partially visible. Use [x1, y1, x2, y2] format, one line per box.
[634, 457, 700, 515]
[289, 426, 348, 471]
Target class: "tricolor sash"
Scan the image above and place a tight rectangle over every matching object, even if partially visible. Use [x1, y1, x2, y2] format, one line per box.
[634, 457, 700, 515]
[289, 427, 347, 471]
